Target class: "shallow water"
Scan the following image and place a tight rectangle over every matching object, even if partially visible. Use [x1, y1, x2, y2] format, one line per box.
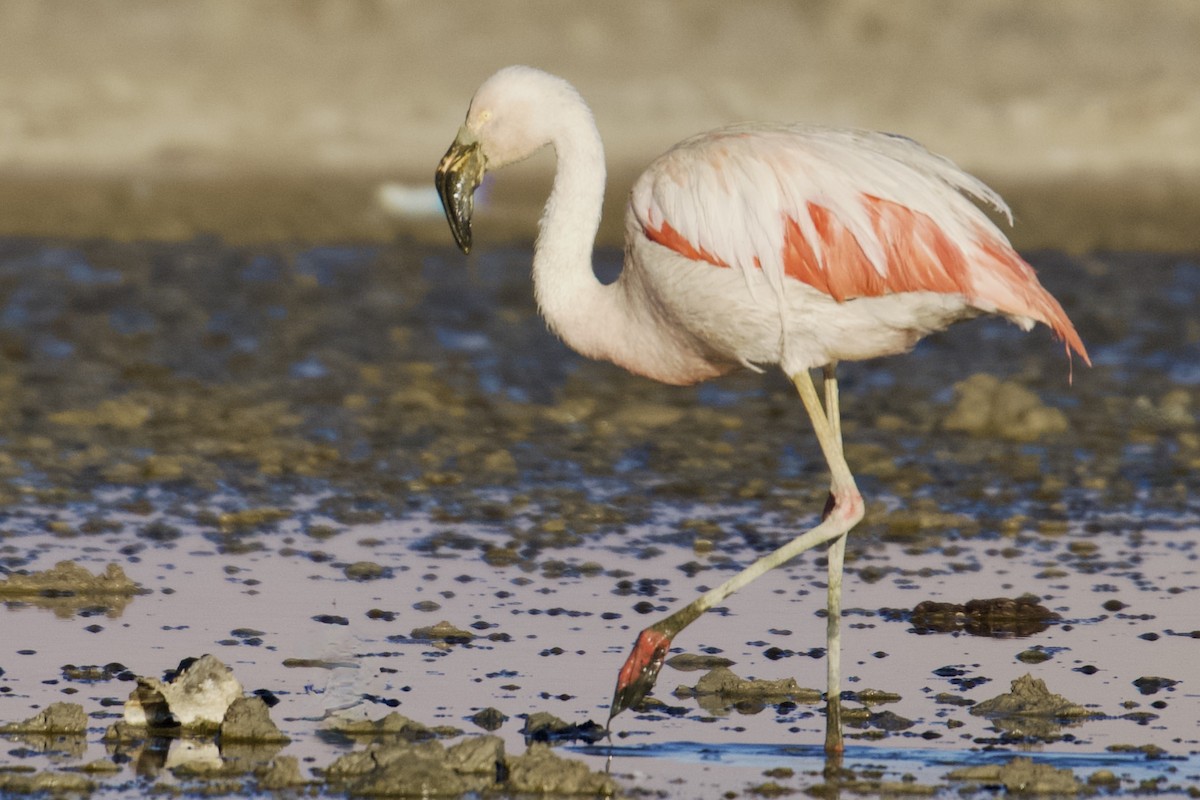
[0, 238, 1197, 797]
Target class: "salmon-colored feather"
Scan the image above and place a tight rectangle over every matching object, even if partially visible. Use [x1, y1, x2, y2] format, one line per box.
[857, 196, 971, 297]
[970, 226, 1090, 365]
[645, 220, 729, 267]
[634, 129, 1090, 366]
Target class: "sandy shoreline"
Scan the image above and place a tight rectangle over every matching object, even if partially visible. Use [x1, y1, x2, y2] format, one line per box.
[1, 1, 1197, 248]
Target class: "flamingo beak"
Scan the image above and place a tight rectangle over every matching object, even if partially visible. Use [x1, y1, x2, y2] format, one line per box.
[435, 129, 486, 254]
[608, 627, 673, 723]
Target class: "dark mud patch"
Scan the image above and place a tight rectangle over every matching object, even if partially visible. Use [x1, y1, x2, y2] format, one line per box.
[906, 596, 1060, 637]
[520, 712, 607, 745]
[1130, 676, 1180, 697]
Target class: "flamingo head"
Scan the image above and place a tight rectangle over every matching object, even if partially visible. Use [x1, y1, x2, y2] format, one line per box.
[436, 66, 589, 253]
[608, 625, 673, 723]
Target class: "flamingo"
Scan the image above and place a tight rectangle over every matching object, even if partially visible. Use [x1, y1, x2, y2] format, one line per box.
[435, 65, 1088, 753]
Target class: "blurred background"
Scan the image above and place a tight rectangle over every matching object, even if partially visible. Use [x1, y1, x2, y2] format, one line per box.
[0, 0, 1196, 249]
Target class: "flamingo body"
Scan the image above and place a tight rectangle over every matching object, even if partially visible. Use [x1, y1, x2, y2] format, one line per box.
[623, 123, 1088, 384]
[435, 65, 1088, 749]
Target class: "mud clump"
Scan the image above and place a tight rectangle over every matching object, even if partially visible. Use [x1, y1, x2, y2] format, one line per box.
[49, 397, 153, 429]
[972, 674, 1090, 718]
[520, 712, 606, 744]
[0, 701, 89, 761]
[343, 560, 389, 581]
[679, 667, 820, 701]
[61, 662, 134, 682]
[934, 693, 974, 707]
[506, 742, 619, 795]
[943, 374, 1068, 441]
[970, 674, 1094, 741]
[1129, 390, 1195, 432]
[675, 667, 822, 715]
[0, 701, 87, 734]
[0, 561, 141, 597]
[410, 620, 474, 644]
[1132, 676, 1178, 695]
[96, 655, 292, 781]
[848, 688, 902, 706]
[909, 596, 1059, 637]
[0, 563, 144, 618]
[469, 707, 507, 731]
[1016, 647, 1053, 664]
[1107, 743, 1169, 758]
[220, 697, 289, 743]
[326, 711, 460, 741]
[118, 654, 245, 732]
[217, 507, 291, 532]
[879, 502, 978, 542]
[256, 755, 308, 789]
[325, 735, 617, 797]
[0, 561, 145, 617]
[746, 780, 795, 797]
[0, 771, 94, 795]
[845, 709, 916, 733]
[105, 654, 289, 751]
[808, 766, 939, 797]
[948, 757, 1081, 794]
[665, 653, 736, 672]
[325, 739, 485, 796]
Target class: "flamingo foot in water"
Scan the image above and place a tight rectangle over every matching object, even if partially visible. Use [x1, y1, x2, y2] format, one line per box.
[609, 627, 673, 722]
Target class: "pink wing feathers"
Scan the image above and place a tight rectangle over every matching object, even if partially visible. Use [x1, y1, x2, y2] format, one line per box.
[632, 124, 1089, 365]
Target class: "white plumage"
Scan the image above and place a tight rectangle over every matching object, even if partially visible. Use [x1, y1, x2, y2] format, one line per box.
[632, 123, 1010, 286]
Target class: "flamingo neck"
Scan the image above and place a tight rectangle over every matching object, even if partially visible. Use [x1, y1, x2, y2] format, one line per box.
[531, 106, 623, 365]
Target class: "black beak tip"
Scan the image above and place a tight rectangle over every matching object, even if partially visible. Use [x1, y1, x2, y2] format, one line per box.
[434, 151, 479, 256]
[447, 218, 471, 254]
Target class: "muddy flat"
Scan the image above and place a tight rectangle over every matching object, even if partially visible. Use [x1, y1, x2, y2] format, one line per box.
[0, 237, 1196, 797]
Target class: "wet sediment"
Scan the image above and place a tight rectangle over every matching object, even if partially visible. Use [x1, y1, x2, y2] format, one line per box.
[0, 235, 1195, 797]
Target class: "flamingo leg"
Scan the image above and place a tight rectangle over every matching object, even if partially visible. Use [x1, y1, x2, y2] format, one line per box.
[823, 363, 843, 448]
[609, 369, 863, 756]
[820, 363, 848, 753]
